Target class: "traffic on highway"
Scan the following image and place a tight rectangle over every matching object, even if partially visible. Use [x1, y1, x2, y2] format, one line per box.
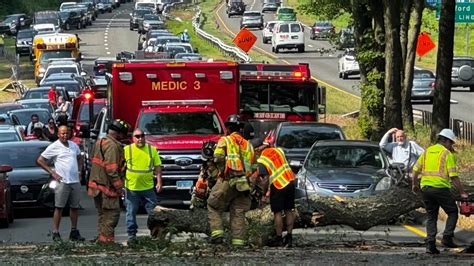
[0, 0, 473, 262]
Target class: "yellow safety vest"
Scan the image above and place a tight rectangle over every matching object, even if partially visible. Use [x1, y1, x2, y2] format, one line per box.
[412, 144, 458, 189]
[124, 143, 160, 191]
[216, 133, 254, 177]
[257, 148, 294, 189]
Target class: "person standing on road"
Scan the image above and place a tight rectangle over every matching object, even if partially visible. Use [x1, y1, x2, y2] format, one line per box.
[411, 128, 469, 254]
[252, 139, 295, 247]
[37, 126, 85, 242]
[48, 85, 58, 108]
[87, 119, 130, 243]
[123, 128, 162, 242]
[380, 128, 424, 171]
[207, 114, 254, 247]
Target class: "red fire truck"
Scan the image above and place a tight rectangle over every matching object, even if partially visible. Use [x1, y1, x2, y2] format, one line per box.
[85, 61, 238, 205]
[81, 60, 324, 205]
[238, 63, 324, 138]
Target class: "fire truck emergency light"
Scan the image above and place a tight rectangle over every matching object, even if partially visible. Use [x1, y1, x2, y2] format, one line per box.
[219, 71, 233, 80]
[142, 99, 214, 106]
[83, 90, 94, 102]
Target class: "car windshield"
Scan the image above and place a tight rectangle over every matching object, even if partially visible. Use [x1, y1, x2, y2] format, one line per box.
[39, 51, 73, 64]
[167, 45, 192, 53]
[316, 21, 332, 27]
[306, 145, 385, 170]
[245, 12, 261, 17]
[17, 30, 35, 39]
[276, 126, 344, 149]
[11, 110, 51, 126]
[59, 11, 71, 19]
[135, 9, 153, 17]
[138, 3, 156, 9]
[279, 8, 293, 14]
[0, 145, 47, 168]
[414, 70, 435, 79]
[144, 14, 160, 20]
[3, 16, 17, 24]
[79, 101, 105, 122]
[57, 83, 80, 93]
[0, 132, 21, 143]
[138, 112, 223, 135]
[19, 102, 53, 113]
[46, 67, 77, 76]
[0, 105, 23, 114]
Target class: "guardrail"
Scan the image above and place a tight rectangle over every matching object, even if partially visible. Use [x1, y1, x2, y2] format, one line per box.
[414, 109, 474, 144]
[163, 2, 251, 62]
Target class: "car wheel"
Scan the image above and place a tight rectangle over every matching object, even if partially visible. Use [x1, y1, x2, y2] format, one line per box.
[77, 23, 82, 29]
[342, 72, 348, 79]
[275, 46, 279, 53]
[470, 85, 474, 92]
[109, 9, 112, 13]
[66, 23, 71, 30]
[0, 217, 8, 228]
[298, 45, 304, 53]
[339, 72, 342, 78]
[7, 198, 13, 224]
[428, 98, 433, 104]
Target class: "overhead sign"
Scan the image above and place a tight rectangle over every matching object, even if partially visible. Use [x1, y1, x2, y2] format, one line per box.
[233, 28, 257, 53]
[416, 32, 436, 57]
[436, 1, 474, 23]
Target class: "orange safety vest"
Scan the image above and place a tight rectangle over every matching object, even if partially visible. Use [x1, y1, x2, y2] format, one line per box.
[223, 133, 254, 176]
[257, 148, 294, 189]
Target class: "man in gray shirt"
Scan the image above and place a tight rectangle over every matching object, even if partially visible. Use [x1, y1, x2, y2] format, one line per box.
[379, 128, 424, 170]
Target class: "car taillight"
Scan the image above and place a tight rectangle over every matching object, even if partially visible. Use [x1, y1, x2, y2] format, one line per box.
[430, 82, 435, 88]
[314, 28, 320, 32]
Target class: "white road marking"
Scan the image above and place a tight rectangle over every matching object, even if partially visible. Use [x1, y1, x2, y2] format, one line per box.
[105, 47, 109, 50]
[450, 99, 459, 104]
[250, 0, 257, 10]
[107, 52, 111, 55]
[308, 44, 314, 48]
[104, 43, 108, 46]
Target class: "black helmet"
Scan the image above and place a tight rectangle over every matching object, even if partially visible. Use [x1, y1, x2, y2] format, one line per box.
[108, 119, 130, 134]
[224, 114, 242, 127]
[201, 140, 217, 160]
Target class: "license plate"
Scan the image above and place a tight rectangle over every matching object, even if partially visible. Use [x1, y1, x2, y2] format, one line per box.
[176, 180, 193, 190]
[16, 193, 33, 200]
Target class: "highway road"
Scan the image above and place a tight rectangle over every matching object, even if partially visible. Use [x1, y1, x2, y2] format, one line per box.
[215, 0, 474, 123]
[1, 2, 471, 247]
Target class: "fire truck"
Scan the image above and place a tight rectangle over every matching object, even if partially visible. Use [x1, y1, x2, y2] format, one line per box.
[32, 33, 80, 84]
[238, 63, 324, 138]
[80, 59, 324, 205]
[83, 61, 238, 205]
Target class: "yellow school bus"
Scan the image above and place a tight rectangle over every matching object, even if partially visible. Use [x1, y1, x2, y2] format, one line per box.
[32, 33, 80, 84]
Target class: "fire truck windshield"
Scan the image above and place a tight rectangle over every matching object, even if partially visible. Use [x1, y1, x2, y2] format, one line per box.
[39, 50, 73, 63]
[240, 82, 316, 113]
[138, 112, 223, 136]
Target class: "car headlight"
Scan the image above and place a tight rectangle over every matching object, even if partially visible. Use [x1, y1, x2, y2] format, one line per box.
[297, 174, 316, 191]
[39, 67, 46, 73]
[144, 23, 150, 27]
[375, 176, 391, 191]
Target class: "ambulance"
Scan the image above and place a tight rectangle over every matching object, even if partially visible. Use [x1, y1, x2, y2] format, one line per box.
[32, 33, 80, 84]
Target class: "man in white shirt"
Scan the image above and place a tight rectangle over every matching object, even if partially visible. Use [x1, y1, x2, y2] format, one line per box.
[379, 128, 424, 171]
[37, 126, 85, 242]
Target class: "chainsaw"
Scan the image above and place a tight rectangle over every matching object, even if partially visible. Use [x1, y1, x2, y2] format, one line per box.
[458, 195, 474, 217]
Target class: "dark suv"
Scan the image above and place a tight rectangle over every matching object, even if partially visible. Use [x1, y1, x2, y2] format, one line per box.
[0, 14, 32, 35]
[451, 57, 474, 92]
[59, 10, 83, 30]
[226, 0, 246, 18]
[264, 122, 346, 172]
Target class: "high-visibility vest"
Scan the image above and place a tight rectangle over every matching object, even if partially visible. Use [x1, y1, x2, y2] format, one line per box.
[223, 133, 254, 176]
[257, 148, 294, 189]
[125, 143, 154, 174]
[413, 144, 458, 189]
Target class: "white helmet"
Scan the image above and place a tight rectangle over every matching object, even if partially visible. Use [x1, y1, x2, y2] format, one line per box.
[438, 128, 457, 142]
[184, 29, 188, 33]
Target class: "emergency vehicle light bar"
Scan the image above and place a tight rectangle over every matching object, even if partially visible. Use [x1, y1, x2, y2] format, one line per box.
[240, 70, 307, 81]
[142, 99, 214, 106]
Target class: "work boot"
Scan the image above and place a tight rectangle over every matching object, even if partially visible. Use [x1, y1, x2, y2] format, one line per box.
[267, 235, 283, 247]
[441, 236, 459, 248]
[127, 235, 138, 246]
[69, 229, 85, 242]
[210, 236, 224, 245]
[426, 241, 440, 254]
[283, 233, 293, 248]
[52, 232, 62, 242]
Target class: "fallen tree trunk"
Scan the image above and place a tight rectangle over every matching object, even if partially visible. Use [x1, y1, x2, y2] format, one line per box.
[148, 185, 424, 238]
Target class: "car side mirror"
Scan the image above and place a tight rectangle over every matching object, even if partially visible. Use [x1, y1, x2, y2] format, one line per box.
[290, 160, 302, 168]
[0, 165, 13, 173]
[130, 13, 133, 17]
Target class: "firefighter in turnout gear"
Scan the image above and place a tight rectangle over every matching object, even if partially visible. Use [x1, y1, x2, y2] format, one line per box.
[252, 139, 295, 248]
[190, 140, 219, 209]
[207, 114, 255, 246]
[88, 119, 130, 243]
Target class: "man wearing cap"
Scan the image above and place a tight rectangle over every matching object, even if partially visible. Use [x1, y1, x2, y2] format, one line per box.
[207, 114, 254, 247]
[123, 128, 162, 243]
[88, 119, 130, 243]
[411, 128, 468, 254]
[252, 138, 295, 247]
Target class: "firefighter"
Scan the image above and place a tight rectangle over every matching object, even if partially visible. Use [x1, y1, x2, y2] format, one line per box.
[88, 119, 130, 243]
[190, 140, 218, 209]
[411, 128, 468, 254]
[207, 114, 254, 246]
[252, 139, 295, 247]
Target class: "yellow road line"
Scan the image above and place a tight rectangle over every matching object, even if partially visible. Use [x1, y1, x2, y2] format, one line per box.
[402, 224, 441, 244]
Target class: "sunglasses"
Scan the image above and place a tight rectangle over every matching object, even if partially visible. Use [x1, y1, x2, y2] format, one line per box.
[134, 134, 145, 139]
